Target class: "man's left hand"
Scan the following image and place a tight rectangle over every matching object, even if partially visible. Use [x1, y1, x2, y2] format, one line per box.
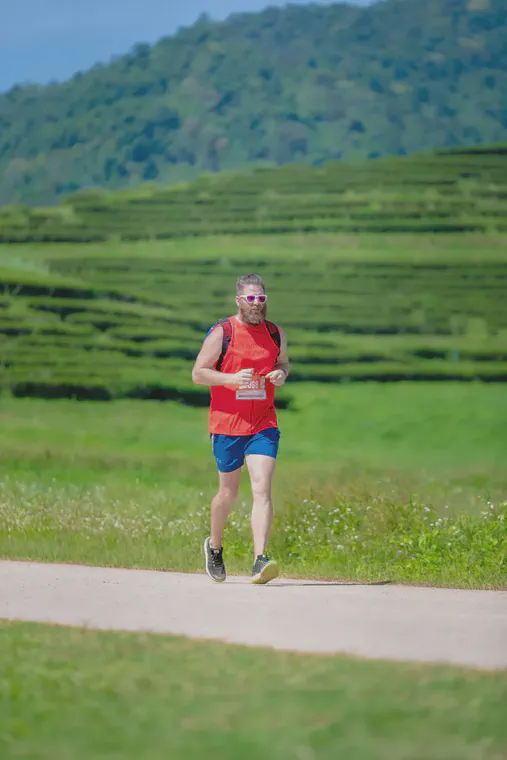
[266, 369, 287, 387]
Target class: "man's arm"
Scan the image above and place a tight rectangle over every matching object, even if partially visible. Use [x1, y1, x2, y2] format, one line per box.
[192, 326, 254, 388]
[266, 328, 290, 387]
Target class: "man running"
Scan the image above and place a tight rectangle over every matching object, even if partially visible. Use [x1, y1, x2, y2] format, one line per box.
[192, 273, 289, 585]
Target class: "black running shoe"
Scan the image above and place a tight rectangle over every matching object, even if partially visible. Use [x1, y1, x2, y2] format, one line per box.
[204, 537, 226, 583]
[251, 555, 280, 585]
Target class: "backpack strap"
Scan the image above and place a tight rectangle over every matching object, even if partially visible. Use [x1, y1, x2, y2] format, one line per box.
[215, 318, 232, 372]
[265, 320, 281, 358]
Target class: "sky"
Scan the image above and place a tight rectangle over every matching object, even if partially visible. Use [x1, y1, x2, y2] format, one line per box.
[1, 0, 373, 93]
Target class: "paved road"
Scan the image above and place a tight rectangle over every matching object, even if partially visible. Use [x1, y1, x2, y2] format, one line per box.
[1, 561, 506, 670]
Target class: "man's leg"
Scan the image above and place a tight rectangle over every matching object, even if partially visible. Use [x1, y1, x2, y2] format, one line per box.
[245, 454, 277, 558]
[210, 468, 242, 549]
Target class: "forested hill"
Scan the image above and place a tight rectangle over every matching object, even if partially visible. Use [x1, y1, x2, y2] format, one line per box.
[1, 0, 506, 206]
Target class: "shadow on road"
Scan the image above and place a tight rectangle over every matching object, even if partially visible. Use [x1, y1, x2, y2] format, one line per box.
[264, 580, 393, 588]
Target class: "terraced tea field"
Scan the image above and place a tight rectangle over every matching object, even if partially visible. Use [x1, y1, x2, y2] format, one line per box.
[1, 145, 507, 243]
[1, 235, 506, 402]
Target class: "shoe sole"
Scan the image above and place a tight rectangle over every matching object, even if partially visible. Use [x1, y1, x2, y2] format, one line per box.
[252, 560, 280, 585]
[204, 538, 226, 583]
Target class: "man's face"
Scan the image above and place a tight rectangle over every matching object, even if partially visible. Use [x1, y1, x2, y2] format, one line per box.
[236, 285, 267, 325]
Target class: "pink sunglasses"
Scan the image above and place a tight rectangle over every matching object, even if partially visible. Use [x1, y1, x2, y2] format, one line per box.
[238, 294, 268, 304]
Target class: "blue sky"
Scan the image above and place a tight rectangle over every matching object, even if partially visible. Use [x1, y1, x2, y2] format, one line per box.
[1, 0, 373, 93]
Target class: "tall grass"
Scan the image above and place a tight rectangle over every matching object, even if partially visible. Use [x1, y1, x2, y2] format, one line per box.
[1, 476, 505, 587]
[1, 387, 506, 587]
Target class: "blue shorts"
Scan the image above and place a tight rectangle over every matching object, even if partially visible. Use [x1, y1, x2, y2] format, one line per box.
[211, 428, 281, 473]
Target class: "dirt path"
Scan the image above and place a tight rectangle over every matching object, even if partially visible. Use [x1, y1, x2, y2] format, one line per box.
[1, 560, 506, 670]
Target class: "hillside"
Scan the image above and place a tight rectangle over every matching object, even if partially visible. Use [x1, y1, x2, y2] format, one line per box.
[1, 0, 506, 206]
[1, 234, 506, 403]
[1, 144, 506, 242]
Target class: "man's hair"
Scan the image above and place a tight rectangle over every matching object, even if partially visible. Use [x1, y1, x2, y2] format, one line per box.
[236, 273, 265, 295]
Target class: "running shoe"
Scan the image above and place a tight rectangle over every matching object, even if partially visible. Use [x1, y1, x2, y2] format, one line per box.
[251, 555, 279, 585]
[204, 537, 226, 583]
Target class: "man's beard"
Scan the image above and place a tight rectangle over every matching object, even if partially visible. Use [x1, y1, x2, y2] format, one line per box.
[239, 302, 267, 325]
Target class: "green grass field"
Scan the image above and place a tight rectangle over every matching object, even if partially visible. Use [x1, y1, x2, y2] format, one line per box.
[1, 221, 506, 583]
[1, 382, 506, 587]
[1, 233, 506, 586]
[1, 621, 506, 760]
[2, 152, 507, 759]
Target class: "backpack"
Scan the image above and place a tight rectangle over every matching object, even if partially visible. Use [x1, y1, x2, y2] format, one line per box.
[207, 318, 281, 372]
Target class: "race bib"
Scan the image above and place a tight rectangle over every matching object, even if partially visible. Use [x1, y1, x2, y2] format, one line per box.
[236, 374, 267, 401]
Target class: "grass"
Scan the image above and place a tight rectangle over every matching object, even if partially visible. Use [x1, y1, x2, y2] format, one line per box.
[2, 479, 504, 587]
[1, 159, 506, 759]
[1, 384, 506, 587]
[1, 621, 506, 760]
[1, 232, 506, 586]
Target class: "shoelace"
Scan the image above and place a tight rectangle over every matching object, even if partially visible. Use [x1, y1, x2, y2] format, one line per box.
[211, 549, 223, 566]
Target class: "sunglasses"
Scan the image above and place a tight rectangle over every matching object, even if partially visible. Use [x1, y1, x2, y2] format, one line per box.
[238, 294, 268, 304]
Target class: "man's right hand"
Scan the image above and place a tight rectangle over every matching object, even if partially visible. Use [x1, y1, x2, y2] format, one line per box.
[230, 368, 255, 386]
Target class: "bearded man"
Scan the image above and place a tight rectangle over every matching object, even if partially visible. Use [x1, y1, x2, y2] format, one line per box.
[192, 273, 290, 584]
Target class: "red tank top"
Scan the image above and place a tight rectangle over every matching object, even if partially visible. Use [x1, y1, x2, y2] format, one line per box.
[209, 316, 280, 436]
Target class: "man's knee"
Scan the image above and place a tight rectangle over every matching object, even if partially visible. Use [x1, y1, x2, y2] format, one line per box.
[250, 478, 271, 501]
[216, 483, 239, 504]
